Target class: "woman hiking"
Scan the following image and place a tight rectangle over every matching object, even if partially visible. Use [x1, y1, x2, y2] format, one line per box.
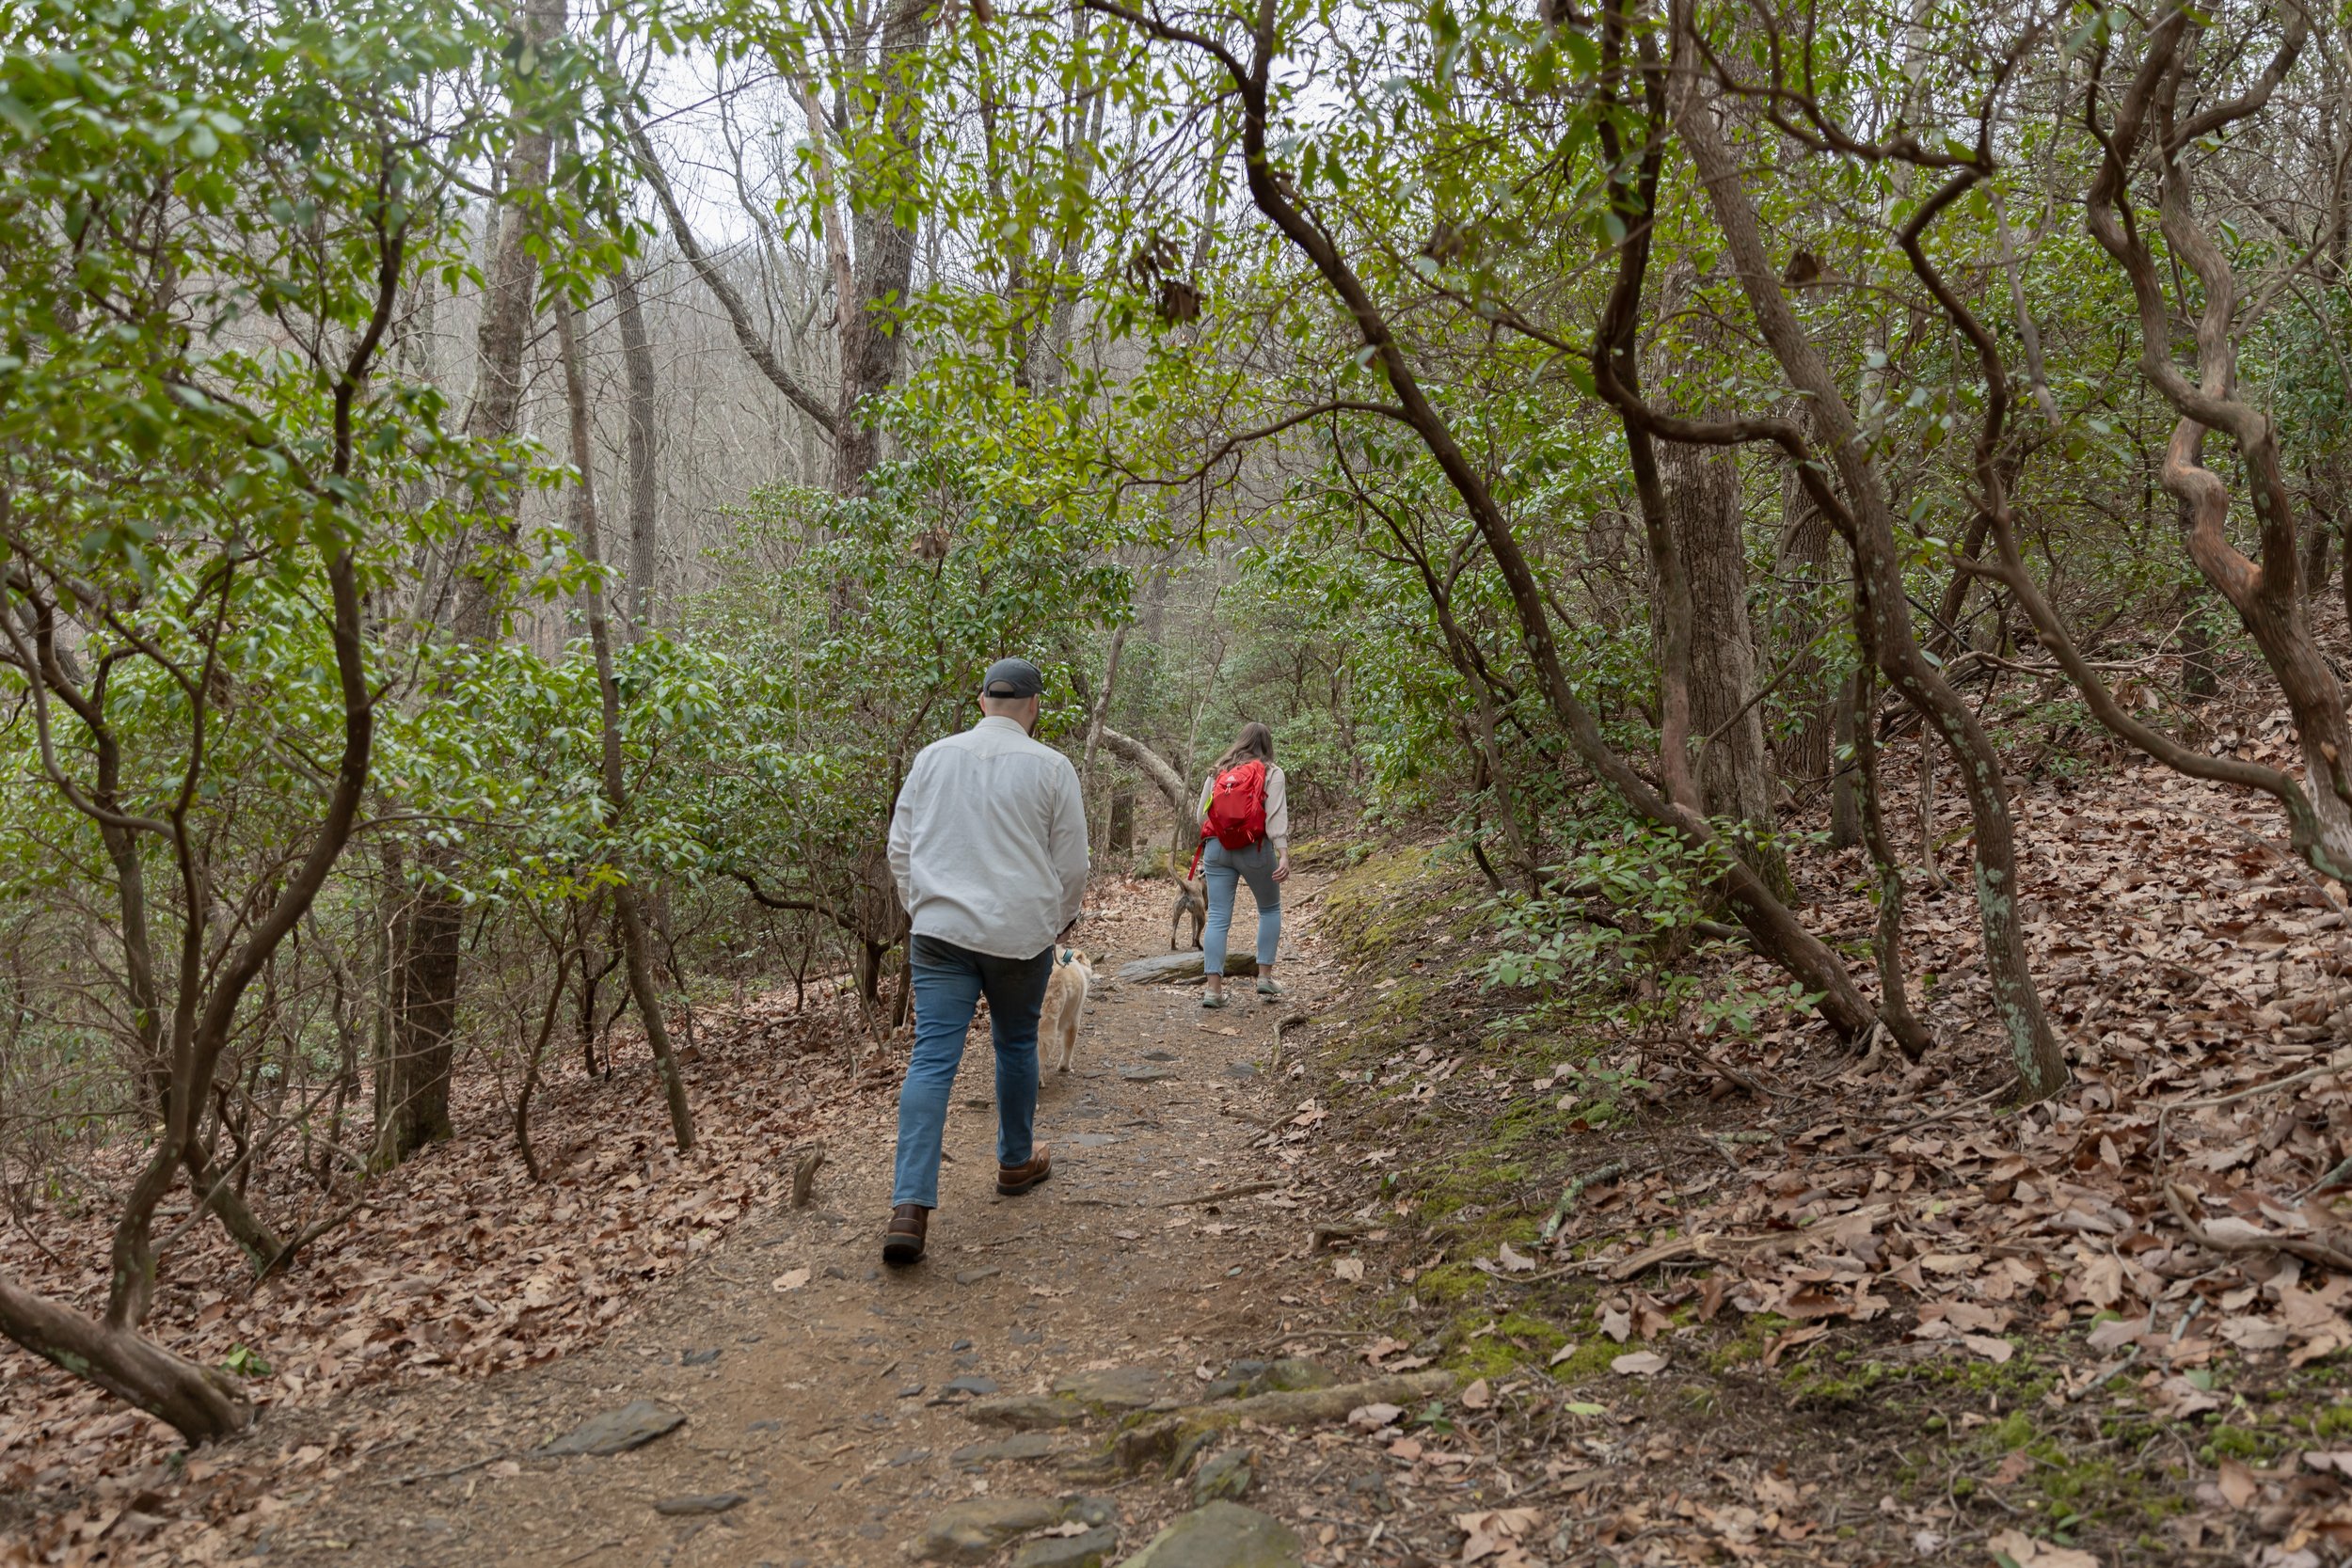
[1193, 721, 1290, 1008]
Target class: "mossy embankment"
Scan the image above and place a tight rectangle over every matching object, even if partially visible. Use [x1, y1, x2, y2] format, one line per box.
[1294, 836, 2262, 1562]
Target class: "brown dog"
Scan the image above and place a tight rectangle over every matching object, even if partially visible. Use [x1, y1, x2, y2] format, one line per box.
[1168, 872, 1205, 951]
[1039, 949, 1096, 1072]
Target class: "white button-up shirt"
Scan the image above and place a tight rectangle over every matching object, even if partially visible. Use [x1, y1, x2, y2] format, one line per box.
[888, 716, 1089, 958]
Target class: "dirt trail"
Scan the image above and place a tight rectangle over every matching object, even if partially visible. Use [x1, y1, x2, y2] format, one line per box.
[278, 880, 1345, 1567]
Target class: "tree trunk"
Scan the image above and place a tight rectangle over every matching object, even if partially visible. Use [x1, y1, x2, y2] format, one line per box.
[1082, 621, 1130, 851]
[1851, 664, 1930, 1059]
[1772, 462, 1836, 798]
[1661, 437, 1782, 882]
[614, 261, 661, 636]
[2075, 5, 2352, 879]
[380, 883, 460, 1163]
[555, 293, 697, 1154]
[1829, 679, 1863, 848]
[1097, 726, 1190, 816]
[834, 0, 933, 491]
[0, 1273, 250, 1444]
[1230, 26, 1879, 1037]
[1674, 57, 2064, 1097]
[385, 0, 565, 1164]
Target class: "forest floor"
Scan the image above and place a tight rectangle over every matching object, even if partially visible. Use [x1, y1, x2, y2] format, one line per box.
[15, 684, 2352, 1568]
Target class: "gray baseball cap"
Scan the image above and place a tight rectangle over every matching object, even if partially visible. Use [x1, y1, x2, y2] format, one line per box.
[981, 657, 1045, 699]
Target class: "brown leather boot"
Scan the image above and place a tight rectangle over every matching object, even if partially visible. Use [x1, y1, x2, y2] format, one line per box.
[996, 1148, 1052, 1196]
[882, 1203, 929, 1266]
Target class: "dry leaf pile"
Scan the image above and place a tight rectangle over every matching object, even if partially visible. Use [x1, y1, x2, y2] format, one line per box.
[0, 985, 887, 1561]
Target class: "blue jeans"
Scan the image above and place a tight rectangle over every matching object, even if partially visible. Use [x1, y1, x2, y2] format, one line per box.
[891, 934, 1054, 1209]
[1201, 839, 1281, 977]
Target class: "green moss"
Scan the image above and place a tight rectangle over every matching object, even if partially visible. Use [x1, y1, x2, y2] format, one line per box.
[2201, 1422, 2286, 1465]
[1990, 1411, 2036, 1450]
[1492, 1310, 1567, 1353]
[1411, 1263, 1490, 1304]
[2315, 1404, 2352, 1440]
[1446, 1336, 1523, 1381]
[1321, 847, 1456, 958]
[1542, 1334, 1626, 1383]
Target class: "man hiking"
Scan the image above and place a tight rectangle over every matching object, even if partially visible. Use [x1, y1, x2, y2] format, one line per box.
[882, 657, 1089, 1265]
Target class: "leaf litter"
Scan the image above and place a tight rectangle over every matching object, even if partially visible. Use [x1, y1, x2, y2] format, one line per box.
[0, 987, 888, 1565]
[1259, 698, 2352, 1565]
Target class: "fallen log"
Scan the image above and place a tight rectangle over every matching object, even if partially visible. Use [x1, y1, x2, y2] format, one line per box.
[1111, 1368, 1455, 1476]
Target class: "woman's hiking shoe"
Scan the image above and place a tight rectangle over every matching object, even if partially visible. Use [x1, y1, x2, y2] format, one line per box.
[997, 1148, 1052, 1196]
[1200, 992, 1230, 1009]
[1256, 978, 1286, 997]
[882, 1203, 929, 1266]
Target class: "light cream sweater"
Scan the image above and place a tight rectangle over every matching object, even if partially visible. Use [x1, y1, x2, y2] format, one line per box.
[888, 717, 1089, 957]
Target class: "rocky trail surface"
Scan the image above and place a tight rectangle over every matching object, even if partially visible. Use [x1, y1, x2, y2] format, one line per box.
[255, 877, 1415, 1568]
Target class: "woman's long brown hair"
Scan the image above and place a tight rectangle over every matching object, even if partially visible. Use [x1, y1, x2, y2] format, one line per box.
[1210, 721, 1276, 776]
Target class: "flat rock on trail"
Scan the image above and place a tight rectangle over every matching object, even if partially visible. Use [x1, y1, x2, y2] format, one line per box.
[278, 885, 1332, 1567]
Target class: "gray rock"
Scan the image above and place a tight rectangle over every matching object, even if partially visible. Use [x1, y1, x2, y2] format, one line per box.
[1117, 953, 1257, 985]
[965, 1393, 1089, 1429]
[1052, 1366, 1162, 1410]
[1057, 1452, 1122, 1486]
[1141, 1050, 1178, 1062]
[951, 1432, 1059, 1468]
[956, 1266, 1005, 1286]
[914, 1497, 1064, 1561]
[1221, 1064, 1260, 1081]
[680, 1348, 721, 1367]
[1062, 1497, 1117, 1528]
[1120, 1066, 1177, 1083]
[653, 1492, 745, 1517]
[940, 1375, 1000, 1397]
[1192, 1448, 1255, 1505]
[1014, 1527, 1119, 1568]
[1116, 1504, 1302, 1568]
[536, 1402, 686, 1457]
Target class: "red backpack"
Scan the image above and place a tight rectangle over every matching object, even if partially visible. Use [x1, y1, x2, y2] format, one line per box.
[1192, 760, 1268, 877]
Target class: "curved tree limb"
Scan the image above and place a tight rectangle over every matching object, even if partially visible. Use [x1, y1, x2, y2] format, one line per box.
[619, 105, 838, 434]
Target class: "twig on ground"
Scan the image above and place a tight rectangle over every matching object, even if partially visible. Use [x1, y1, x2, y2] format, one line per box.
[1157, 1180, 1279, 1208]
[2162, 1180, 2352, 1273]
[2154, 1052, 2352, 1168]
[1691, 1056, 1774, 1098]
[1841, 1079, 2018, 1154]
[396, 1452, 506, 1486]
[1536, 1161, 1629, 1245]
[2302, 1152, 2352, 1200]
[2196, 813, 2352, 918]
